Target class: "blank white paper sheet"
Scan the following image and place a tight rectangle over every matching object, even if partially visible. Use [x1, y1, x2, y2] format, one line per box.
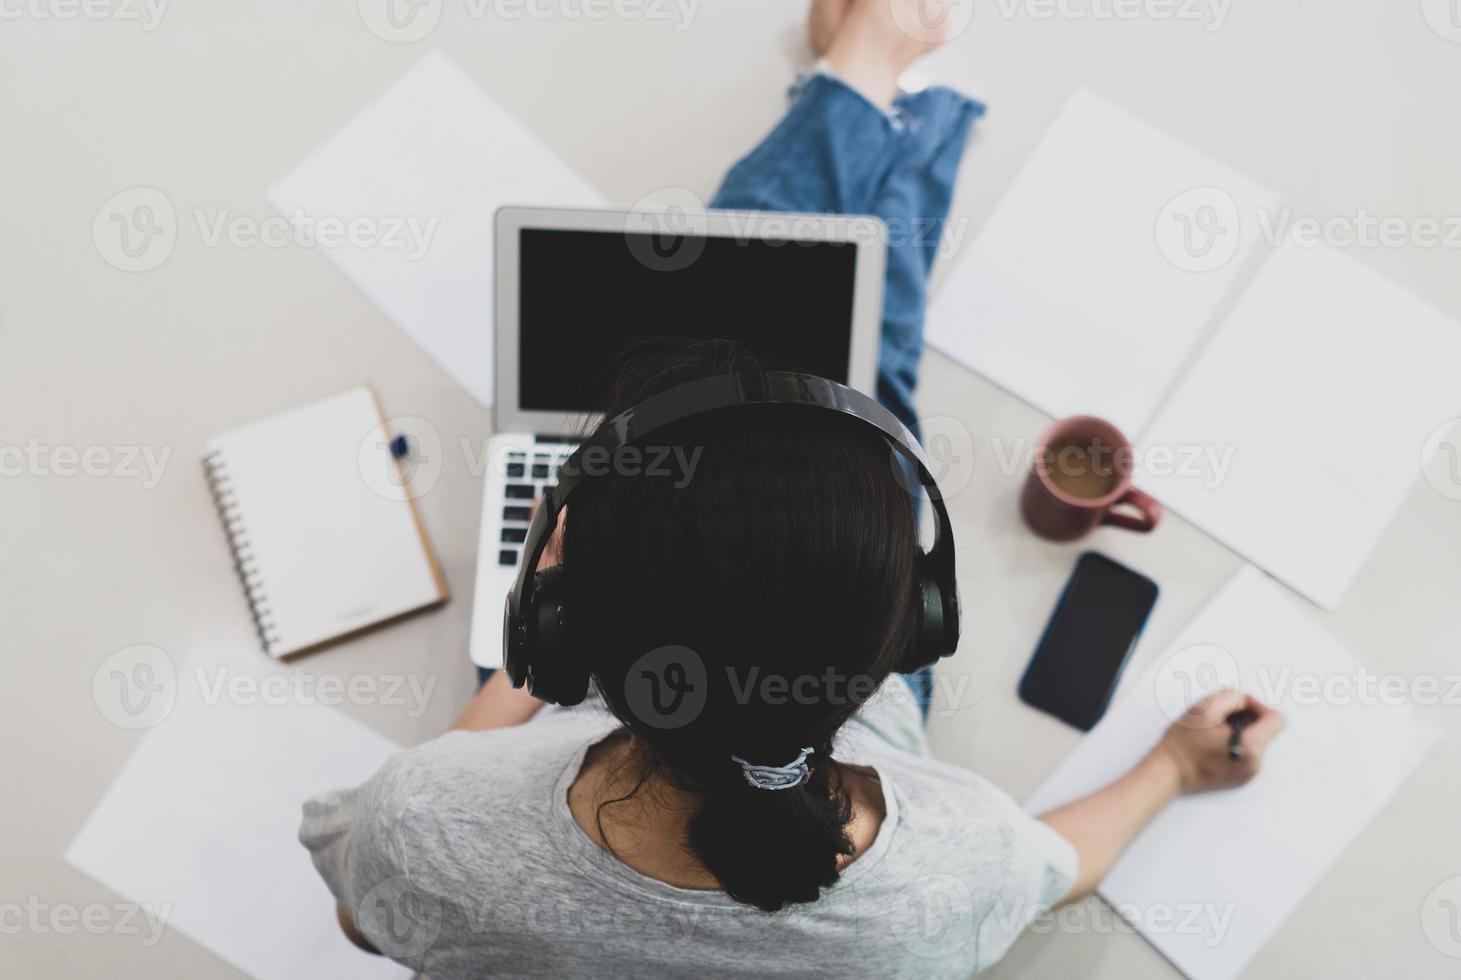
[927, 89, 1279, 434]
[1026, 565, 1439, 980]
[269, 51, 604, 407]
[66, 645, 410, 980]
[1140, 242, 1461, 609]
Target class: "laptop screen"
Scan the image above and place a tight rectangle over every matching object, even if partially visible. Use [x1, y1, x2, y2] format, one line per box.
[517, 228, 858, 413]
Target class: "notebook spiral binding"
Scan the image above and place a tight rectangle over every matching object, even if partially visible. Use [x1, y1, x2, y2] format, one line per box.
[203, 450, 283, 654]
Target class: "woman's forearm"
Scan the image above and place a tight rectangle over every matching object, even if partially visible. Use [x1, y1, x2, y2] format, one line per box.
[451, 670, 546, 732]
[1036, 747, 1183, 903]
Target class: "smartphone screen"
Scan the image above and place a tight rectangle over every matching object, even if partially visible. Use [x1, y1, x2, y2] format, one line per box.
[1018, 552, 1159, 731]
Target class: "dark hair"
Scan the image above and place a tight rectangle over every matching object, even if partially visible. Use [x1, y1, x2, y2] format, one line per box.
[563, 338, 921, 912]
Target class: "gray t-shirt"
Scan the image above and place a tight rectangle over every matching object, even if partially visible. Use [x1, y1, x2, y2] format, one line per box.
[300, 678, 1076, 979]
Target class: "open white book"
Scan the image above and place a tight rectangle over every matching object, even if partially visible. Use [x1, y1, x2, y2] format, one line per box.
[203, 386, 448, 657]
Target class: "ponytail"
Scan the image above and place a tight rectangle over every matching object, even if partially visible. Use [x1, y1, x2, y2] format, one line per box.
[683, 743, 854, 912]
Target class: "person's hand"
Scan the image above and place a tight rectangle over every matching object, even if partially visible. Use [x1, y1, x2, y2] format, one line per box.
[532, 500, 565, 571]
[1152, 689, 1286, 794]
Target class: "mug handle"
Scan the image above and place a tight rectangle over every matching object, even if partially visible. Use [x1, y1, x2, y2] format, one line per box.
[1101, 488, 1162, 533]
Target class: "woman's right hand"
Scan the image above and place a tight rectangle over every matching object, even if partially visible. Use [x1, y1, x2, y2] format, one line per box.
[1152, 689, 1286, 794]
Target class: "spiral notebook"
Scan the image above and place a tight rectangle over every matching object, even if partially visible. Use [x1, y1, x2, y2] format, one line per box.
[203, 386, 448, 658]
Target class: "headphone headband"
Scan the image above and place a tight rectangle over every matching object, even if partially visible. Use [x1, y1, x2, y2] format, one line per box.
[504, 371, 961, 702]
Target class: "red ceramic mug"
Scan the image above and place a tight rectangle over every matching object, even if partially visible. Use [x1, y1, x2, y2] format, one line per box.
[1020, 416, 1161, 542]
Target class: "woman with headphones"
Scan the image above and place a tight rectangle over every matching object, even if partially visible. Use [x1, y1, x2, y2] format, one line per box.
[303, 2, 1285, 976]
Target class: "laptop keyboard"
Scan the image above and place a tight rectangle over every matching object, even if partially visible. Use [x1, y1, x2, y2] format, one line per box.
[497, 442, 576, 568]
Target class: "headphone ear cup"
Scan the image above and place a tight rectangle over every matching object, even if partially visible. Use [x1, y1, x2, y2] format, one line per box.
[903, 555, 946, 673]
[523, 566, 590, 707]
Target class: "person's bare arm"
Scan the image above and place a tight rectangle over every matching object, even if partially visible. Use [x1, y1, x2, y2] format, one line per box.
[450, 502, 564, 733]
[1038, 689, 1287, 902]
[336, 903, 380, 955]
[451, 669, 547, 731]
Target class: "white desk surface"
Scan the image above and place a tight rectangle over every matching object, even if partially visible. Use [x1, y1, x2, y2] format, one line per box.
[4, 3, 1460, 977]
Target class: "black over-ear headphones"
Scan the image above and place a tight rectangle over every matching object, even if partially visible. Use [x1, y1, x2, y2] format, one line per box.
[503, 371, 961, 706]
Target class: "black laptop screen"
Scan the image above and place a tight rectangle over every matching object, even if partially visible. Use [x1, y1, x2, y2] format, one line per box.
[517, 228, 858, 412]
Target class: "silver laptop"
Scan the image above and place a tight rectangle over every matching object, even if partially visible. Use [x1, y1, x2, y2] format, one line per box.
[468, 205, 887, 667]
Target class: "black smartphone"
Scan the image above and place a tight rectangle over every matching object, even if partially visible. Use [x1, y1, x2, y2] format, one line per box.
[1018, 552, 1159, 731]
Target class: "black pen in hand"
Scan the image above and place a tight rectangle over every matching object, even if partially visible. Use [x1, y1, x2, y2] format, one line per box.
[1227, 708, 1256, 761]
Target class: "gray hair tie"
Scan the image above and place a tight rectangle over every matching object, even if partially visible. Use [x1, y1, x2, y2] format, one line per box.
[730, 747, 815, 791]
